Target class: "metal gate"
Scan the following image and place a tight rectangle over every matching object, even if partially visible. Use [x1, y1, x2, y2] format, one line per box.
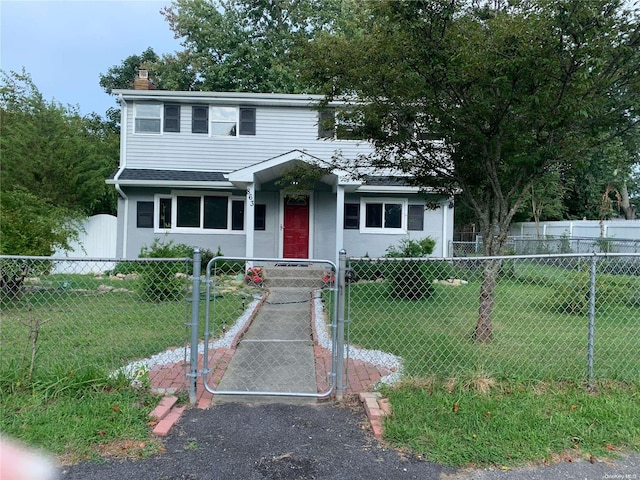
[188, 253, 345, 401]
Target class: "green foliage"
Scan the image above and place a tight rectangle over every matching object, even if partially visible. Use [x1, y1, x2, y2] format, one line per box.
[306, 0, 640, 256]
[101, 1, 356, 95]
[138, 239, 191, 302]
[382, 237, 437, 300]
[384, 237, 436, 258]
[275, 162, 332, 199]
[0, 189, 81, 256]
[549, 265, 640, 315]
[0, 70, 119, 255]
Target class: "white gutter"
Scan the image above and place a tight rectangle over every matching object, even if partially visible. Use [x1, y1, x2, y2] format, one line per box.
[113, 94, 128, 257]
[111, 89, 355, 108]
[106, 180, 234, 189]
[355, 185, 422, 194]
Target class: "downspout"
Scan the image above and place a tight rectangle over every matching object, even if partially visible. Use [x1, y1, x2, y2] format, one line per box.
[113, 94, 129, 257]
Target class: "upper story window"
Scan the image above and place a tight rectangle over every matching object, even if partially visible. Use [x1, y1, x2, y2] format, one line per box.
[191, 106, 256, 136]
[318, 108, 367, 140]
[134, 103, 162, 133]
[211, 107, 237, 136]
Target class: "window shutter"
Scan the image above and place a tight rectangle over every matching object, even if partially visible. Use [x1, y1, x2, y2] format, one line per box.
[192, 106, 208, 134]
[164, 105, 180, 132]
[254, 204, 266, 230]
[239, 107, 256, 135]
[318, 109, 335, 138]
[136, 202, 154, 228]
[408, 205, 424, 231]
[344, 203, 360, 229]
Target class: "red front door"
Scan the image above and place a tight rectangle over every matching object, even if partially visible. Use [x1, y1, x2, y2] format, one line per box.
[283, 196, 309, 258]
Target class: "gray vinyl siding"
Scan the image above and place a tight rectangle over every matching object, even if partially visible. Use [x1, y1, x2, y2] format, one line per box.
[123, 103, 373, 172]
[313, 191, 337, 260]
[253, 191, 279, 258]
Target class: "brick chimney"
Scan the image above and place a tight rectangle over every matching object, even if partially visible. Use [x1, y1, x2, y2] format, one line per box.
[133, 69, 155, 90]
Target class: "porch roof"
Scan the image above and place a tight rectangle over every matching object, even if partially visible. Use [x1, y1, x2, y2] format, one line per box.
[227, 150, 361, 191]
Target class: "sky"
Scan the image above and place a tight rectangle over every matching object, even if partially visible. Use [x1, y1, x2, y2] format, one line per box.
[1, 0, 182, 116]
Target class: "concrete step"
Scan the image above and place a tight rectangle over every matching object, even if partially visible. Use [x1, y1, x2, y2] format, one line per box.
[263, 266, 333, 288]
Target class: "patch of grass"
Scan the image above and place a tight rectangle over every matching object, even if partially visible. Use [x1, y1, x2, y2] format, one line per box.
[0, 271, 262, 461]
[1, 275, 253, 376]
[0, 368, 163, 463]
[382, 379, 640, 468]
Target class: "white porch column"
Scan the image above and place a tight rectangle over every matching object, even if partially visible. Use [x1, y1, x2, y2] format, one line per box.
[245, 182, 256, 258]
[335, 185, 345, 265]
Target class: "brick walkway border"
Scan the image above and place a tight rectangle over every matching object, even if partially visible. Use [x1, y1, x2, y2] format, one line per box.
[147, 289, 392, 436]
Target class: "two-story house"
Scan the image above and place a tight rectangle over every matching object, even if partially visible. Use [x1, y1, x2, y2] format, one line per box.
[108, 78, 454, 262]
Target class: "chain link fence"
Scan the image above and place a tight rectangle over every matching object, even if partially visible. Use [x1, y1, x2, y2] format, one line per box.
[452, 237, 640, 256]
[0, 256, 192, 386]
[345, 253, 640, 384]
[3, 253, 638, 394]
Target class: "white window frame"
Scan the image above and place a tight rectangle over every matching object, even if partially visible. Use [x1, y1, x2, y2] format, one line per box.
[359, 197, 408, 234]
[134, 103, 162, 134]
[153, 192, 245, 234]
[210, 106, 238, 137]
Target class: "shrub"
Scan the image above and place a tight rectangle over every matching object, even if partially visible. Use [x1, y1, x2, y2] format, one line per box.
[383, 237, 436, 300]
[385, 260, 434, 300]
[138, 239, 191, 302]
[549, 267, 640, 314]
[384, 237, 436, 258]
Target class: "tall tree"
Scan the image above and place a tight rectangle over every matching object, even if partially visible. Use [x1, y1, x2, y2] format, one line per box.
[1, 70, 119, 255]
[305, 0, 640, 341]
[100, 0, 355, 96]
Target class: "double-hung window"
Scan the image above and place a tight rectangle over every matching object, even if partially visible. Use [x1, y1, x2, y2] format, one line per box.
[360, 198, 408, 233]
[192, 106, 256, 136]
[210, 107, 256, 136]
[134, 103, 181, 133]
[135, 103, 162, 133]
[155, 193, 245, 232]
[318, 108, 367, 140]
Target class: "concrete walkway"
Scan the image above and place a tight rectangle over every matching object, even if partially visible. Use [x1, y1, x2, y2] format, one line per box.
[214, 287, 318, 398]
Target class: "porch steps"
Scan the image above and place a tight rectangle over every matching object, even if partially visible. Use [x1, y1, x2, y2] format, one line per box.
[263, 265, 332, 289]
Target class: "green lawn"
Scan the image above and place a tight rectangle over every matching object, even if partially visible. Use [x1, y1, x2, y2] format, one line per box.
[382, 379, 640, 467]
[0, 271, 259, 461]
[344, 260, 640, 467]
[344, 261, 640, 382]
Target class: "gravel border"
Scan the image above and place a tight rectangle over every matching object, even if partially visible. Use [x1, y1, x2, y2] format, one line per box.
[312, 290, 403, 386]
[115, 289, 402, 387]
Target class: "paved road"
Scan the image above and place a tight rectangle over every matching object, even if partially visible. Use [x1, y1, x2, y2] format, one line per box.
[60, 400, 639, 480]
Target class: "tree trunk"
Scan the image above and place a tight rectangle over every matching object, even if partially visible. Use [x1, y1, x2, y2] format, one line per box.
[475, 259, 500, 343]
[620, 181, 636, 220]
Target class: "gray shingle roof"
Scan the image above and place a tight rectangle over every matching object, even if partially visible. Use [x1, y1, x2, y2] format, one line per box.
[111, 169, 226, 182]
[362, 175, 410, 186]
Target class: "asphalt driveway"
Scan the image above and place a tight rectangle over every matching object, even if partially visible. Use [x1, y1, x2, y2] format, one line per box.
[59, 400, 639, 480]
